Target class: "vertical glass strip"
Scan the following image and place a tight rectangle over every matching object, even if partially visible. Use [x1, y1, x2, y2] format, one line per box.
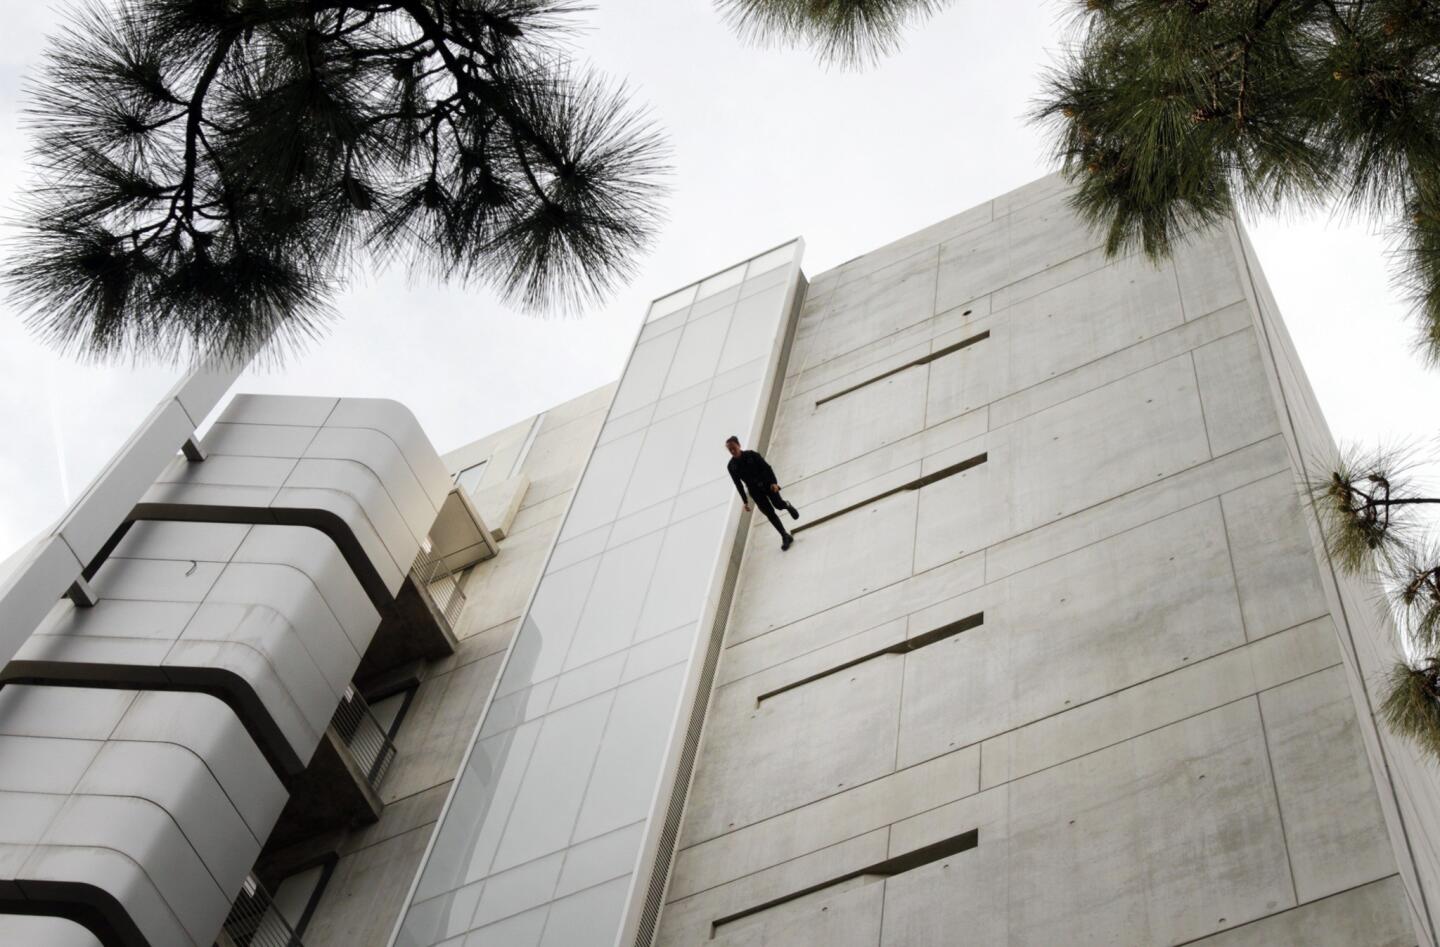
[394, 241, 803, 947]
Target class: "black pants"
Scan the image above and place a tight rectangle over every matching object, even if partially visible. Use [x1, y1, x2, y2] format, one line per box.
[751, 485, 792, 538]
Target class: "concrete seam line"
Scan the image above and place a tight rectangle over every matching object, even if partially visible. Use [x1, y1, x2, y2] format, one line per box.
[813, 333, 990, 408]
[708, 829, 979, 937]
[790, 453, 987, 535]
[755, 613, 984, 705]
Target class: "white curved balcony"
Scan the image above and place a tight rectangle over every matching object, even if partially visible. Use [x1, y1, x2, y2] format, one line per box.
[0, 685, 286, 947]
[4, 521, 378, 777]
[133, 395, 452, 611]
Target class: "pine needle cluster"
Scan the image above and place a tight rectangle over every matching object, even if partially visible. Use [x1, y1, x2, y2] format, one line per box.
[1310, 444, 1440, 759]
[1035, 0, 1440, 362]
[6, 0, 670, 362]
[1381, 660, 1440, 761]
[716, 0, 950, 67]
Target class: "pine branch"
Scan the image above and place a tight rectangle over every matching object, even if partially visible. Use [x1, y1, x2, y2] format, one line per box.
[1035, 0, 1440, 361]
[179, 27, 241, 237]
[5, 0, 669, 362]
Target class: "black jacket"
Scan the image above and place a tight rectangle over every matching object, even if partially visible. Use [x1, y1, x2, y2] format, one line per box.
[727, 450, 777, 502]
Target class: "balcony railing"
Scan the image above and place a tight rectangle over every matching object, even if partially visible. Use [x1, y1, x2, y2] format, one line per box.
[410, 541, 466, 630]
[331, 686, 397, 790]
[218, 875, 302, 947]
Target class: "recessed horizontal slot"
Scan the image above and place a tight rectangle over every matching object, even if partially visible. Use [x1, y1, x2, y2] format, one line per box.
[791, 452, 986, 534]
[710, 829, 979, 937]
[756, 612, 983, 705]
[815, 331, 989, 407]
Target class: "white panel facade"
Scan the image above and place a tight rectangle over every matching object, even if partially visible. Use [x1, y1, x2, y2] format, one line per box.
[392, 244, 804, 947]
[0, 395, 455, 946]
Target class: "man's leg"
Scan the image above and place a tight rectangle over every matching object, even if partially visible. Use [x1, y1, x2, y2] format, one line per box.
[753, 493, 791, 542]
[770, 486, 800, 520]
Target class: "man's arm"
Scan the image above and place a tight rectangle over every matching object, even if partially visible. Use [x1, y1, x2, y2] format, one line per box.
[728, 460, 750, 504]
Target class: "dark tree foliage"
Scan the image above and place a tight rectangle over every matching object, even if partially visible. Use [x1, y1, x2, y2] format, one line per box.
[1312, 445, 1440, 760]
[7, 0, 669, 361]
[1035, 0, 1440, 362]
[717, 0, 950, 66]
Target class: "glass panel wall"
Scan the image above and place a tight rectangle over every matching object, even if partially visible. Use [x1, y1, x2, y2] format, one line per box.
[394, 241, 803, 947]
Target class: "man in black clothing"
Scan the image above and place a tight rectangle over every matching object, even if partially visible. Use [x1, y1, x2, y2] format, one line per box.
[726, 436, 800, 550]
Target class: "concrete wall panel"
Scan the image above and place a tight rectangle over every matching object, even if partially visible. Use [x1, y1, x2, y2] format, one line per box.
[660, 185, 1414, 946]
[682, 648, 905, 844]
[934, 190, 1099, 314]
[1260, 666, 1399, 902]
[1221, 471, 1330, 642]
[773, 364, 929, 482]
[1000, 251, 1184, 392]
[796, 248, 938, 368]
[1001, 353, 1211, 536]
[730, 489, 918, 635]
[1173, 228, 1249, 320]
[657, 830, 889, 946]
[713, 876, 884, 947]
[672, 747, 978, 903]
[980, 616, 1341, 790]
[1192, 328, 1282, 455]
[1189, 876, 1413, 946]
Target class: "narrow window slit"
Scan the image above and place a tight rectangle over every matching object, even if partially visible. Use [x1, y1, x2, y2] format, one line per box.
[792, 452, 986, 534]
[814, 330, 989, 407]
[709, 829, 979, 938]
[756, 612, 983, 705]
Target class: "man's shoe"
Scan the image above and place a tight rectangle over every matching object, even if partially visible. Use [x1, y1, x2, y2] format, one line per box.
[787, 503, 800, 521]
[781, 534, 794, 551]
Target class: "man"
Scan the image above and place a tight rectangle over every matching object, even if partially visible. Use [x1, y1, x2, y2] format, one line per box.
[726, 435, 800, 550]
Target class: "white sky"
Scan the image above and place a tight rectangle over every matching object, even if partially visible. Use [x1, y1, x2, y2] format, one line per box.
[2, 0, 1438, 560]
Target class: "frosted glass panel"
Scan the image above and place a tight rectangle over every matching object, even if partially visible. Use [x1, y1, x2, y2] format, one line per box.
[744, 242, 798, 278]
[397, 241, 801, 946]
[661, 309, 730, 397]
[610, 330, 681, 417]
[696, 263, 745, 299]
[646, 284, 695, 322]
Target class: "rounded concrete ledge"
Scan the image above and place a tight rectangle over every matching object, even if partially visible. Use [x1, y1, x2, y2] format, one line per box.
[133, 395, 451, 610]
[0, 687, 287, 947]
[4, 520, 380, 776]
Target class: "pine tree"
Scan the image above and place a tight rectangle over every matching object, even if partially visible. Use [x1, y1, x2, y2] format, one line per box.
[5, 0, 670, 361]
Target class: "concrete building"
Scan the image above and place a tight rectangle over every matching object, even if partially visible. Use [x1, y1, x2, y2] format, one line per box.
[1, 174, 1438, 946]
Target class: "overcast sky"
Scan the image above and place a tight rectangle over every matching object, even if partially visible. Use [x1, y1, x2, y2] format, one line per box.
[2, 0, 1438, 560]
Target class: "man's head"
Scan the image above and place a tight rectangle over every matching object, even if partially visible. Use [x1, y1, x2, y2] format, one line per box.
[725, 435, 741, 458]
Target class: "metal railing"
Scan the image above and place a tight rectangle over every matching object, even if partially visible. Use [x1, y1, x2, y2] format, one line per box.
[218, 875, 303, 947]
[331, 686, 397, 790]
[410, 541, 466, 629]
